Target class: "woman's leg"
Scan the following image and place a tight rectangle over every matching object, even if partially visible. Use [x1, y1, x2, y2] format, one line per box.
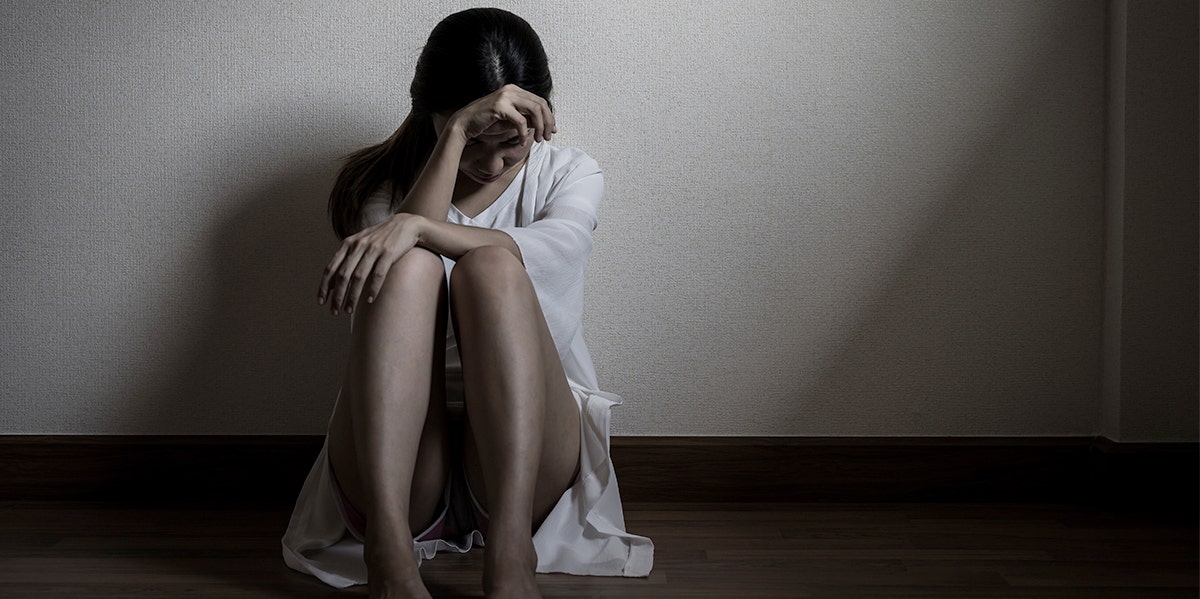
[325, 247, 451, 599]
[448, 246, 583, 599]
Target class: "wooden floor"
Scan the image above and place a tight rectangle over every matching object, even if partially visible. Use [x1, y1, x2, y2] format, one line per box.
[0, 499, 1195, 598]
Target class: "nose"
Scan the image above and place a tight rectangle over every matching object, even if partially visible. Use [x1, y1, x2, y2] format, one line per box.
[478, 152, 504, 176]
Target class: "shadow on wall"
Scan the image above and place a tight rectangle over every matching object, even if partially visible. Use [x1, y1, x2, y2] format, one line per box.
[119, 108, 367, 435]
[782, 5, 1104, 435]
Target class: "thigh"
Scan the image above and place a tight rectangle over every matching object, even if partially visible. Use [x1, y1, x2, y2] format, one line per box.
[326, 366, 451, 531]
[460, 298, 582, 532]
[325, 248, 453, 534]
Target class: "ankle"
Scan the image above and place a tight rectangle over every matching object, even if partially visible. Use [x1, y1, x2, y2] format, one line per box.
[484, 535, 537, 568]
[365, 531, 417, 564]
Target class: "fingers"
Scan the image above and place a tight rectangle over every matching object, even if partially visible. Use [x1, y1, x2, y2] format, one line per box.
[537, 93, 556, 140]
[365, 256, 396, 304]
[343, 246, 384, 314]
[318, 245, 350, 307]
[457, 85, 555, 144]
[319, 237, 369, 315]
[523, 102, 545, 143]
[501, 105, 530, 145]
[499, 84, 554, 143]
[330, 253, 362, 316]
[522, 91, 555, 143]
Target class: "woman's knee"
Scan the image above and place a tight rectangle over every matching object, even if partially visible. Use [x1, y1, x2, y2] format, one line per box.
[350, 248, 445, 319]
[449, 246, 530, 298]
[377, 247, 444, 293]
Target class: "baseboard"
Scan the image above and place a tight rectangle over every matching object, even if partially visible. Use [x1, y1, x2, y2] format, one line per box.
[0, 435, 1194, 512]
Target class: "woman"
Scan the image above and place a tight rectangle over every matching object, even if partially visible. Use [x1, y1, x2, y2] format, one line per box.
[281, 8, 654, 599]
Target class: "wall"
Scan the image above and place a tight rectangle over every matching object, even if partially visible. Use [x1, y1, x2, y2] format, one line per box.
[1103, 0, 1198, 442]
[1, 1, 1176, 439]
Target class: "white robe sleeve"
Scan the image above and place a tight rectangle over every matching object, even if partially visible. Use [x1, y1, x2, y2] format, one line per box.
[498, 156, 603, 361]
[357, 185, 394, 232]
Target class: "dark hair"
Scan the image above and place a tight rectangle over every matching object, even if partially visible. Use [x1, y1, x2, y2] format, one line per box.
[328, 8, 553, 239]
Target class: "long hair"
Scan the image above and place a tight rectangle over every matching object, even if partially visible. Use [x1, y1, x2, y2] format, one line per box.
[328, 8, 554, 239]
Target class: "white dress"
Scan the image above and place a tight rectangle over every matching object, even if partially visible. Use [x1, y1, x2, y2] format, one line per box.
[280, 141, 655, 588]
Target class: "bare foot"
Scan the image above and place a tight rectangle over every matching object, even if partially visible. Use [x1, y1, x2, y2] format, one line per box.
[368, 577, 433, 599]
[365, 536, 432, 599]
[482, 534, 542, 599]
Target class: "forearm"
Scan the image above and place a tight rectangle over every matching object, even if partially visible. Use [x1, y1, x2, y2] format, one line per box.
[414, 216, 523, 262]
[395, 125, 467, 221]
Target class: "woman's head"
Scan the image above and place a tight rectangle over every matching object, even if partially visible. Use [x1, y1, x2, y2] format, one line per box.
[410, 8, 553, 117]
[327, 8, 553, 239]
[417, 9, 553, 185]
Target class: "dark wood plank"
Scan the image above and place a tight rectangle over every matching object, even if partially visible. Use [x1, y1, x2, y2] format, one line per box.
[0, 500, 1193, 598]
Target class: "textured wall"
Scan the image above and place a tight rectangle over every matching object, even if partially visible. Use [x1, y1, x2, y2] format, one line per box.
[1116, 0, 1198, 441]
[2, 1, 1114, 436]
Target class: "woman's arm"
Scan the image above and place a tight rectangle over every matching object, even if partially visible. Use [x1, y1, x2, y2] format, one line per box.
[397, 84, 554, 220]
[413, 215, 523, 262]
[318, 212, 523, 313]
[394, 128, 466, 221]
[320, 85, 553, 313]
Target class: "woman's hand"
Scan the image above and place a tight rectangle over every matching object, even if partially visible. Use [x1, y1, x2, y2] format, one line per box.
[318, 213, 427, 315]
[446, 83, 556, 146]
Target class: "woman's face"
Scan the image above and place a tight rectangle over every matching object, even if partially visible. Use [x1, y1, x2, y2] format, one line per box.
[432, 112, 532, 185]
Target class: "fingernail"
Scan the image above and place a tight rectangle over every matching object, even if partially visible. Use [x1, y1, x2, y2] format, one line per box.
[367, 296, 374, 303]
[346, 305, 353, 314]
[333, 309, 339, 316]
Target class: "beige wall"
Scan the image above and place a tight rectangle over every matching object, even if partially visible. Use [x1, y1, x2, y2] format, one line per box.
[0, 1, 1192, 439]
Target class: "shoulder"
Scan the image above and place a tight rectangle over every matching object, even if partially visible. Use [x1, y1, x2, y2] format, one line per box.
[521, 143, 605, 226]
[357, 181, 394, 230]
[531, 142, 602, 187]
